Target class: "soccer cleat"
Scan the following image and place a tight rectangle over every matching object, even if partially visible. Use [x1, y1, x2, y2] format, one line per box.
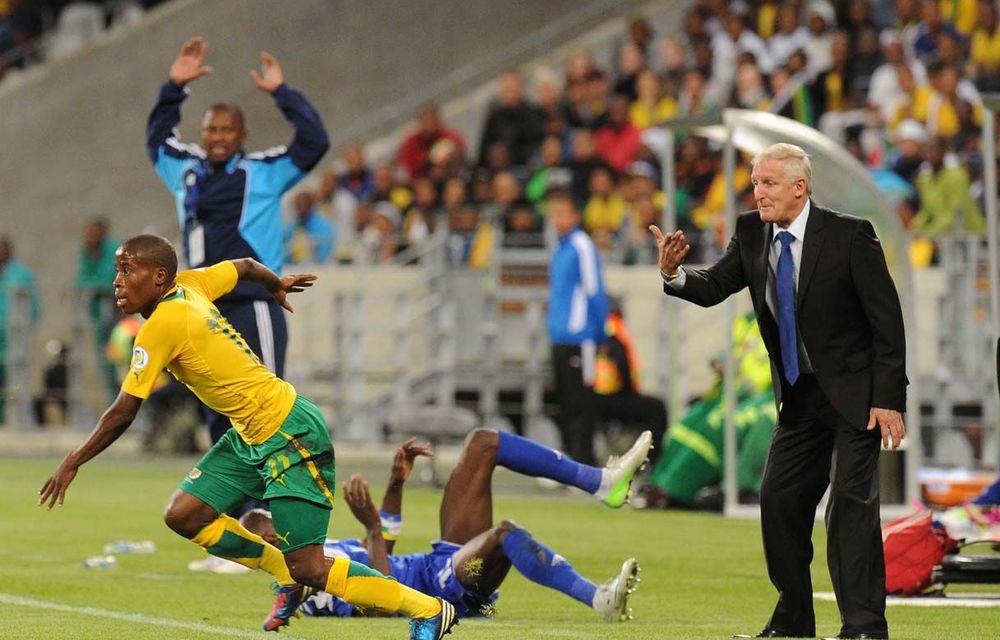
[592, 558, 640, 622]
[409, 597, 458, 640]
[601, 430, 653, 508]
[263, 583, 307, 632]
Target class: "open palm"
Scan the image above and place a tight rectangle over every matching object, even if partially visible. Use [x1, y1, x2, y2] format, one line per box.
[169, 37, 213, 85]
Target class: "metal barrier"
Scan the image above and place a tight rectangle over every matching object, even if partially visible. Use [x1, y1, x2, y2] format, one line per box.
[923, 234, 997, 467]
[330, 230, 458, 439]
[3, 287, 34, 428]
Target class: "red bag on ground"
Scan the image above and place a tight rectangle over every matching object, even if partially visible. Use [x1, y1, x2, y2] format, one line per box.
[882, 510, 958, 595]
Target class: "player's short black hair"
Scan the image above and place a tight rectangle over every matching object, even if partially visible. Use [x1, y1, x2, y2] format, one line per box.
[121, 234, 178, 280]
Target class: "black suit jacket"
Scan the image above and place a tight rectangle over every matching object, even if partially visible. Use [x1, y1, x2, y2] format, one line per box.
[664, 204, 907, 428]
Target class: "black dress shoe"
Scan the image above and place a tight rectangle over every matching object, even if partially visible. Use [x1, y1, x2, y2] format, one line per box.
[733, 630, 811, 638]
[821, 634, 888, 639]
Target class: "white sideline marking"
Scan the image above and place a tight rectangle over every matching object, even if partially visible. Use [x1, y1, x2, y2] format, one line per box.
[815, 591, 1000, 608]
[0, 592, 305, 638]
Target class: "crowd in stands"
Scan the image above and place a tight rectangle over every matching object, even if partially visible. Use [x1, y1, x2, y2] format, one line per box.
[0, 0, 167, 84]
[285, 0, 999, 270]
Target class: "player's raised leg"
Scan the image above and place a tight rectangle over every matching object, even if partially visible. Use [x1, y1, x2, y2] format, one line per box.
[441, 429, 654, 541]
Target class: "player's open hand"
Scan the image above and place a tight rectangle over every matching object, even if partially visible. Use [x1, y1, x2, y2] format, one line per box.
[343, 474, 380, 530]
[648, 225, 690, 277]
[169, 36, 213, 86]
[250, 51, 284, 93]
[273, 273, 316, 313]
[38, 457, 79, 510]
[391, 437, 433, 484]
[868, 407, 906, 450]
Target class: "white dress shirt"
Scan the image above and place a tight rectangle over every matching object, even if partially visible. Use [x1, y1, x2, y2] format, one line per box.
[665, 200, 814, 372]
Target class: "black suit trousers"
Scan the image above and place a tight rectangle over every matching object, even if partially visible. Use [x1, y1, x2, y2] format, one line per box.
[760, 375, 886, 638]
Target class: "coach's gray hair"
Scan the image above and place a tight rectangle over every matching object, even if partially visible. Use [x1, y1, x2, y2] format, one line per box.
[751, 143, 813, 195]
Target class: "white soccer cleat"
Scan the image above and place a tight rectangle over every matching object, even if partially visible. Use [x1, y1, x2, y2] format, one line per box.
[592, 557, 640, 622]
[600, 430, 653, 508]
[187, 555, 251, 574]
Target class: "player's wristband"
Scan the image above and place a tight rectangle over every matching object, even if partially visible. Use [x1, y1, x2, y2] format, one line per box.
[380, 511, 402, 541]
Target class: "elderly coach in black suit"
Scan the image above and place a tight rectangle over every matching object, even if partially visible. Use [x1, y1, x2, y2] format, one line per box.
[650, 143, 907, 640]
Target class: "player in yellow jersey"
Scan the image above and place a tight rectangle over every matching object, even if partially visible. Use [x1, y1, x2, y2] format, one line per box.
[38, 235, 458, 640]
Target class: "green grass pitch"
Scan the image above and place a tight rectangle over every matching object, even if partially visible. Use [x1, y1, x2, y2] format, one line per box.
[2, 454, 998, 639]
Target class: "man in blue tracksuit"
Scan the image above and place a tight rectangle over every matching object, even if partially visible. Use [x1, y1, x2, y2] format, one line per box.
[546, 188, 609, 465]
[146, 37, 329, 446]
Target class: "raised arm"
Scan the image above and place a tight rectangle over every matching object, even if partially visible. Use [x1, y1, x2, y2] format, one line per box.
[377, 438, 432, 553]
[381, 438, 432, 513]
[342, 474, 392, 577]
[230, 258, 316, 312]
[38, 392, 143, 509]
[250, 51, 330, 174]
[147, 37, 213, 180]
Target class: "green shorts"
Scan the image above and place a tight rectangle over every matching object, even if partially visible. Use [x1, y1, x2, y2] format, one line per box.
[179, 395, 336, 551]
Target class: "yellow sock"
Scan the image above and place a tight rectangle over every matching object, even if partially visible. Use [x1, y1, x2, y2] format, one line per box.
[397, 584, 442, 619]
[190, 514, 294, 586]
[324, 557, 441, 618]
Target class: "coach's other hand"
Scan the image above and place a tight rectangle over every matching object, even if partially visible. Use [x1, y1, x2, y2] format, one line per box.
[868, 407, 907, 450]
[169, 36, 213, 86]
[649, 225, 690, 278]
[250, 51, 284, 93]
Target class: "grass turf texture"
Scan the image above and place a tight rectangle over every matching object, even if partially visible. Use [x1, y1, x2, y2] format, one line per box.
[2, 455, 998, 639]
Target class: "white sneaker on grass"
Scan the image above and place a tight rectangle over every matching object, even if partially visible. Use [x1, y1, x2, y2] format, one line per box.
[592, 557, 640, 622]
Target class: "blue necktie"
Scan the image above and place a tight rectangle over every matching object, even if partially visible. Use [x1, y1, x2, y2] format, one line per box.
[776, 231, 799, 385]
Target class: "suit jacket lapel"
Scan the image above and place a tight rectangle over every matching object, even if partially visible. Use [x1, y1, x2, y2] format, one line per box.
[753, 219, 780, 356]
[755, 220, 771, 316]
[797, 203, 825, 308]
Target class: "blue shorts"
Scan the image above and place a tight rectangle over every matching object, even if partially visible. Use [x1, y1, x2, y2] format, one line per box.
[411, 541, 500, 618]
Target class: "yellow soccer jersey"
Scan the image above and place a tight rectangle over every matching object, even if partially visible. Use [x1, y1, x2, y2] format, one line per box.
[121, 261, 296, 445]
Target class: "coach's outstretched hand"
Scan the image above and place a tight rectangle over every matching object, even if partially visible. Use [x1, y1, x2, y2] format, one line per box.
[273, 273, 317, 313]
[169, 36, 213, 86]
[250, 51, 284, 93]
[38, 456, 78, 510]
[648, 225, 691, 278]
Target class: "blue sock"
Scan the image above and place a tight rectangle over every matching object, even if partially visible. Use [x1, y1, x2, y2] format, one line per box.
[971, 477, 1000, 505]
[501, 526, 597, 607]
[496, 431, 602, 494]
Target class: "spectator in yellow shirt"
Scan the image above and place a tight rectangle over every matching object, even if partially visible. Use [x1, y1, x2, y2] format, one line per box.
[584, 167, 628, 254]
[629, 69, 677, 130]
[969, 0, 1000, 91]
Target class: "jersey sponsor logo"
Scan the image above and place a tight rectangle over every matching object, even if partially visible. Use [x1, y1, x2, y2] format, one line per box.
[187, 467, 202, 480]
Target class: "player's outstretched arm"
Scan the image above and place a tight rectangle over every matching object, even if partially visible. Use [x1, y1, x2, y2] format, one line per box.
[169, 36, 213, 86]
[38, 392, 143, 510]
[381, 438, 432, 513]
[343, 474, 393, 578]
[378, 438, 432, 553]
[231, 258, 316, 313]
